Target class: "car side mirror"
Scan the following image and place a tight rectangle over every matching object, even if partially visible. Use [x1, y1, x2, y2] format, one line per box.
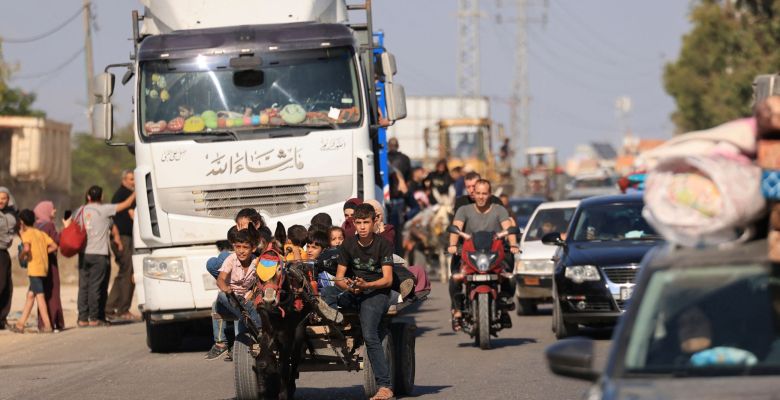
[447, 225, 461, 235]
[541, 232, 564, 246]
[545, 338, 599, 382]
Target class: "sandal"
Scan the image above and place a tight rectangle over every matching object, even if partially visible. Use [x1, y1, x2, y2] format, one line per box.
[8, 324, 24, 334]
[77, 320, 89, 328]
[451, 315, 462, 332]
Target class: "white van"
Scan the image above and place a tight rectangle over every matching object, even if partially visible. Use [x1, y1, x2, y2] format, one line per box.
[513, 200, 580, 315]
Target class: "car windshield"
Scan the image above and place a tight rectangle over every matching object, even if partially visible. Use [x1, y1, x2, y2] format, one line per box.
[511, 200, 543, 218]
[524, 207, 575, 241]
[623, 263, 780, 377]
[139, 47, 361, 140]
[571, 202, 658, 242]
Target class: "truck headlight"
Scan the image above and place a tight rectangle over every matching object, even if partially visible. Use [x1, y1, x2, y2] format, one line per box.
[143, 257, 185, 281]
[516, 259, 554, 274]
[564, 265, 600, 284]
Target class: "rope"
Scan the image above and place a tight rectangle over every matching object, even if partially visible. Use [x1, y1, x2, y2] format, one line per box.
[11, 46, 85, 80]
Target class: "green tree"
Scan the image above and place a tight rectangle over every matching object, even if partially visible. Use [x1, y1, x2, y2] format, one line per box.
[0, 41, 45, 117]
[70, 124, 135, 206]
[664, 0, 780, 132]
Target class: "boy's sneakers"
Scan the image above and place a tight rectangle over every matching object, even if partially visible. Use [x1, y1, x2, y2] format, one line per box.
[398, 277, 415, 299]
[316, 297, 344, 324]
[205, 343, 228, 360]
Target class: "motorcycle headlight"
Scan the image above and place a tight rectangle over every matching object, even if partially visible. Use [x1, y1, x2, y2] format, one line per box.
[469, 253, 496, 272]
[564, 265, 600, 284]
[517, 259, 554, 274]
[144, 257, 185, 281]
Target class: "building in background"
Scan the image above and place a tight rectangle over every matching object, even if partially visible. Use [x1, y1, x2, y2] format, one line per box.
[0, 116, 71, 209]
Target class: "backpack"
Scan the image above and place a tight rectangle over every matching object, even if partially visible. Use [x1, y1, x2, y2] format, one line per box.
[60, 207, 86, 257]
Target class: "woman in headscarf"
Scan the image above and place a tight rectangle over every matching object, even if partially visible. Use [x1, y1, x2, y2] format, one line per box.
[34, 201, 65, 331]
[0, 187, 17, 329]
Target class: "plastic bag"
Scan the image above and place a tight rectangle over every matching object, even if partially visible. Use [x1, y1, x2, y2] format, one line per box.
[643, 154, 765, 247]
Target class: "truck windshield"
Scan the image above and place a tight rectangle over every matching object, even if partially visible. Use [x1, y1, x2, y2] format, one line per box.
[623, 264, 780, 377]
[139, 47, 361, 140]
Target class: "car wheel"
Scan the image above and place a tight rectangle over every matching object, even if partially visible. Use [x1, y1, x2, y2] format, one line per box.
[553, 298, 578, 339]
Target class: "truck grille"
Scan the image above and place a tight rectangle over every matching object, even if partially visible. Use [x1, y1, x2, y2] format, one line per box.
[156, 175, 353, 219]
[602, 266, 638, 284]
[195, 183, 315, 218]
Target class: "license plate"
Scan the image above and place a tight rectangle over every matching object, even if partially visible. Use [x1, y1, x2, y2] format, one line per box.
[524, 276, 540, 286]
[203, 273, 218, 290]
[620, 286, 634, 301]
[471, 274, 495, 282]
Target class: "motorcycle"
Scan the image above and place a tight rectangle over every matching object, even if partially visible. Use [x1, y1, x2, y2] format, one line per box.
[448, 225, 519, 349]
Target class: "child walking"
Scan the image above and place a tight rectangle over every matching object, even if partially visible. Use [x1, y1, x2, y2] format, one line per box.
[10, 209, 57, 333]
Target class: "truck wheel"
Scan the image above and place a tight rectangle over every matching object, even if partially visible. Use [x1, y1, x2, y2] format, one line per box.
[363, 330, 395, 399]
[233, 334, 259, 400]
[517, 298, 538, 316]
[392, 322, 416, 395]
[475, 293, 491, 350]
[145, 319, 181, 353]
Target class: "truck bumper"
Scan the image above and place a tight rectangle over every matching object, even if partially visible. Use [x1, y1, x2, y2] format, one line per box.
[145, 309, 212, 325]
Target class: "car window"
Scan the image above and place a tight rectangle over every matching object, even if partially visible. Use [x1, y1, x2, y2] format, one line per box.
[623, 264, 780, 376]
[524, 208, 575, 241]
[571, 203, 658, 242]
[511, 201, 542, 217]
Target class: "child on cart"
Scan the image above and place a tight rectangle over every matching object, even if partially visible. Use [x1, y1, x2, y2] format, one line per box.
[321, 203, 395, 400]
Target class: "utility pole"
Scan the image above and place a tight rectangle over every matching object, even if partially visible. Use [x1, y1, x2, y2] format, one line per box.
[457, 0, 480, 117]
[509, 0, 528, 160]
[83, 0, 96, 136]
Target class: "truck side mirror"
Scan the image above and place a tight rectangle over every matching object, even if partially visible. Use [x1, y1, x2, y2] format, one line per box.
[92, 103, 114, 142]
[94, 72, 115, 103]
[92, 72, 116, 141]
[385, 82, 406, 121]
[381, 52, 397, 83]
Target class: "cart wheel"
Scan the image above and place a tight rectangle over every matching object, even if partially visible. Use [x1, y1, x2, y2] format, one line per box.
[363, 330, 395, 399]
[392, 322, 416, 396]
[234, 334, 259, 400]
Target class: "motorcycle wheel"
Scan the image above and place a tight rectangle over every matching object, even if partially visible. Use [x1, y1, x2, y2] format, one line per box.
[475, 293, 491, 350]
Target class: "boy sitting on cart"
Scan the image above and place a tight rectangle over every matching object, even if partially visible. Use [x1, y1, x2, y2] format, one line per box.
[321, 203, 395, 400]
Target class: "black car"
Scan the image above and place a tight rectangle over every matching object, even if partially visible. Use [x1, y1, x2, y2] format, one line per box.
[509, 197, 545, 228]
[543, 194, 662, 339]
[545, 239, 780, 399]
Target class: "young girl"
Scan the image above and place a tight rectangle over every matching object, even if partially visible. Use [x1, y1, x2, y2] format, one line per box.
[329, 226, 345, 248]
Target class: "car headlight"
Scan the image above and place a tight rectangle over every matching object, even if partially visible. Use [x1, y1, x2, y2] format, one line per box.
[469, 253, 496, 272]
[564, 265, 600, 284]
[143, 257, 185, 281]
[517, 259, 554, 274]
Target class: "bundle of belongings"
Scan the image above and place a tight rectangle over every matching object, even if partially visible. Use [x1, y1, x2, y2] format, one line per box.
[638, 106, 772, 248]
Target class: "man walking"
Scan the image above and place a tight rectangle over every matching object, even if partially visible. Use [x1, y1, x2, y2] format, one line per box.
[106, 170, 137, 321]
[386, 137, 411, 254]
[77, 185, 135, 327]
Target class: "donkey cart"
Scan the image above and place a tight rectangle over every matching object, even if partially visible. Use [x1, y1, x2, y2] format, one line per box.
[231, 260, 427, 400]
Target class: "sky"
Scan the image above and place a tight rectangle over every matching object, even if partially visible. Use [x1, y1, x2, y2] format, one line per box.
[0, 0, 692, 162]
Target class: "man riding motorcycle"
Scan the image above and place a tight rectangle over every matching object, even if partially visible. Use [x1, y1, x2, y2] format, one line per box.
[448, 178, 519, 331]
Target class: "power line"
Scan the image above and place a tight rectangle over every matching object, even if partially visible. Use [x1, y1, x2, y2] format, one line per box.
[1, 5, 87, 44]
[10, 46, 85, 80]
[551, 0, 658, 63]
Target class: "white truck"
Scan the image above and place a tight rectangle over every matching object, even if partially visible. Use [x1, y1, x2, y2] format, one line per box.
[91, 0, 406, 352]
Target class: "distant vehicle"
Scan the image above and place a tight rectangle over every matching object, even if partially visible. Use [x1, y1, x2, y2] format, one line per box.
[508, 197, 545, 229]
[521, 147, 566, 200]
[565, 173, 621, 200]
[513, 200, 579, 315]
[543, 194, 662, 339]
[545, 239, 780, 399]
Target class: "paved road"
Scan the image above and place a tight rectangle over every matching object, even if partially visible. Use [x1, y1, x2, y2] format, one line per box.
[0, 282, 611, 400]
